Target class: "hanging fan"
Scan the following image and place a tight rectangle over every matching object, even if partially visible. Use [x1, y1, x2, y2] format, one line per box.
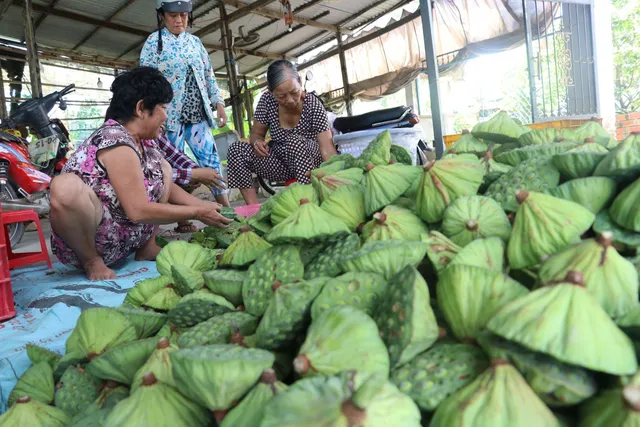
[234, 26, 260, 47]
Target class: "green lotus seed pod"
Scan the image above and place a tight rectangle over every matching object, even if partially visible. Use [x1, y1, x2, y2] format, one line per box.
[219, 226, 272, 268]
[156, 240, 217, 277]
[311, 272, 387, 320]
[0, 396, 71, 427]
[86, 337, 159, 385]
[360, 205, 428, 244]
[472, 111, 529, 143]
[364, 163, 422, 216]
[441, 196, 511, 246]
[8, 361, 55, 407]
[113, 306, 167, 339]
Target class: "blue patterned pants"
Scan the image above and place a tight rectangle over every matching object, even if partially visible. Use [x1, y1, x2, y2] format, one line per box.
[166, 121, 227, 196]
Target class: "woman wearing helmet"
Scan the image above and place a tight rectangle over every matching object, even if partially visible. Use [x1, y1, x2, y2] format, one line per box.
[141, 0, 230, 227]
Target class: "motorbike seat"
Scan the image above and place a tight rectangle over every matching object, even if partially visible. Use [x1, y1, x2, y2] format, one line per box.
[0, 130, 24, 144]
[333, 106, 411, 133]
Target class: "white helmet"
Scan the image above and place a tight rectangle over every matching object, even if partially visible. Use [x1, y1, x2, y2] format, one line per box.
[157, 0, 192, 12]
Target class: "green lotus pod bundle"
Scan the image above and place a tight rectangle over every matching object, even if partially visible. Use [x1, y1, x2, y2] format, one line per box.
[103, 372, 211, 427]
[177, 311, 258, 348]
[485, 155, 561, 212]
[390, 343, 489, 411]
[26, 344, 62, 369]
[65, 307, 138, 359]
[95, 382, 130, 409]
[311, 167, 364, 202]
[492, 140, 520, 156]
[552, 139, 609, 179]
[448, 237, 505, 273]
[156, 240, 217, 277]
[205, 221, 244, 248]
[52, 351, 87, 382]
[495, 141, 580, 166]
[266, 199, 351, 244]
[304, 233, 361, 279]
[311, 272, 387, 320]
[610, 176, 640, 232]
[594, 209, 640, 249]
[416, 154, 484, 223]
[518, 127, 574, 146]
[54, 365, 103, 417]
[130, 338, 177, 394]
[321, 153, 358, 169]
[471, 111, 529, 143]
[123, 275, 173, 307]
[270, 183, 320, 225]
[167, 290, 235, 328]
[8, 361, 55, 407]
[543, 176, 617, 214]
[70, 382, 130, 426]
[297, 241, 327, 266]
[487, 271, 637, 375]
[340, 239, 428, 280]
[320, 184, 366, 231]
[155, 323, 185, 346]
[393, 196, 417, 212]
[142, 285, 182, 311]
[261, 371, 421, 427]
[421, 231, 462, 274]
[255, 278, 327, 350]
[363, 163, 423, 216]
[437, 265, 528, 341]
[113, 306, 167, 339]
[170, 264, 204, 296]
[357, 129, 392, 167]
[220, 206, 237, 220]
[220, 369, 288, 427]
[403, 168, 423, 198]
[477, 332, 598, 407]
[242, 245, 304, 317]
[441, 195, 512, 246]
[203, 269, 246, 306]
[171, 344, 275, 418]
[430, 360, 560, 427]
[481, 149, 513, 178]
[390, 144, 413, 165]
[247, 216, 272, 237]
[311, 161, 346, 178]
[0, 396, 71, 427]
[507, 191, 595, 270]
[86, 336, 159, 385]
[69, 408, 111, 427]
[579, 381, 640, 426]
[444, 129, 489, 156]
[374, 266, 439, 368]
[219, 226, 272, 268]
[572, 119, 615, 143]
[295, 306, 390, 377]
[538, 232, 639, 318]
[360, 205, 428, 244]
[593, 132, 640, 178]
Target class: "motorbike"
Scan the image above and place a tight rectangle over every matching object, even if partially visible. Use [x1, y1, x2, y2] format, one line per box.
[257, 72, 429, 195]
[0, 83, 75, 177]
[0, 84, 74, 245]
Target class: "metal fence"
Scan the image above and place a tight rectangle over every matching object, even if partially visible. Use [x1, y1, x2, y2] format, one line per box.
[523, 0, 598, 122]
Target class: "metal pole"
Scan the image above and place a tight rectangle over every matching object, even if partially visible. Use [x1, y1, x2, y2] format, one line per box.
[0, 68, 7, 119]
[218, 2, 245, 137]
[419, 0, 445, 159]
[23, 0, 42, 98]
[522, 0, 538, 123]
[336, 30, 353, 116]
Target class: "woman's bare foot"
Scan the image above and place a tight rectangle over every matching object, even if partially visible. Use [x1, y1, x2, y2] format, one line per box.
[135, 238, 162, 262]
[83, 258, 117, 281]
[175, 221, 198, 233]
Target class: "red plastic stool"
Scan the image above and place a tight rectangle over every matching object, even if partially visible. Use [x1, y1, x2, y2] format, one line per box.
[0, 207, 52, 270]
[0, 244, 16, 321]
[284, 178, 298, 187]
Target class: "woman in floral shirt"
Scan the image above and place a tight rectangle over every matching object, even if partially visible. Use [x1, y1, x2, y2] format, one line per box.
[140, 0, 230, 219]
[49, 67, 232, 281]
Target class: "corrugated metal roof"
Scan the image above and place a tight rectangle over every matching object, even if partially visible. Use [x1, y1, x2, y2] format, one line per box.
[1, 0, 414, 75]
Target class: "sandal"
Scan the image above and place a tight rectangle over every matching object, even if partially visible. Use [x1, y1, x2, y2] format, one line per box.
[174, 221, 199, 234]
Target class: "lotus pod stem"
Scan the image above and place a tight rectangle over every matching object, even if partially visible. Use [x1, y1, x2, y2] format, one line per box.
[271, 282, 284, 292]
[260, 369, 277, 385]
[623, 385, 640, 412]
[17, 395, 31, 404]
[366, 163, 376, 172]
[565, 271, 585, 287]
[300, 198, 310, 205]
[515, 190, 529, 204]
[239, 226, 251, 233]
[157, 338, 170, 350]
[424, 161, 435, 172]
[596, 231, 614, 248]
[490, 359, 509, 367]
[293, 354, 311, 375]
[341, 400, 366, 425]
[465, 220, 479, 232]
[374, 213, 387, 225]
[585, 137, 595, 143]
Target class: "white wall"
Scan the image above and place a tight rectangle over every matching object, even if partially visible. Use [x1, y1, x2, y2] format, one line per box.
[593, 0, 616, 132]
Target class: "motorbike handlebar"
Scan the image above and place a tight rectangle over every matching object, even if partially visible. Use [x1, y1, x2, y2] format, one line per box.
[58, 84, 75, 98]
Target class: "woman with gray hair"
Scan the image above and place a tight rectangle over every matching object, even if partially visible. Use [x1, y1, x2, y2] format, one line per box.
[227, 60, 337, 205]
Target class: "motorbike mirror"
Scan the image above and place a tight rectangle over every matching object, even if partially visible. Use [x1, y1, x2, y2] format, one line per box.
[59, 100, 68, 111]
[305, 71, 314, 82]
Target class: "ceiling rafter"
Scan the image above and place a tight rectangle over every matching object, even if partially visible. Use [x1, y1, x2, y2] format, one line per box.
[72, 0, 138, 51]
[33, 0, 61, 30]
[194, 0, 276, 38]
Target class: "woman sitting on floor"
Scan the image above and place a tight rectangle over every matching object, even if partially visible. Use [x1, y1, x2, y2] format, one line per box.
[227, 60, 338, 205]
[49, 67, 232, 281]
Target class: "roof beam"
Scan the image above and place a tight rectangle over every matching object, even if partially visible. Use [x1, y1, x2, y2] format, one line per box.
[203, 42, 293, 61]
[72, 0, 138, 51]
[32, 0, 61, 30]
[193, 0, 276, 38]
[0, 0, 12, 21]
[222, 0, 351, 34]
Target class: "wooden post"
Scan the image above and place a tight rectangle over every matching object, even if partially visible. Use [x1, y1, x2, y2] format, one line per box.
[336, 30, 352, 116]
[0, 68, 7, 119]
[218, 2, 245, 138]
[23, 0, 42, 98]
[244, 78, 254, 127]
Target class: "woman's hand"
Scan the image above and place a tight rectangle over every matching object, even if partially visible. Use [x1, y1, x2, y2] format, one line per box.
[253, 140, 270, 158]
[191, 167, 226, 191]
[196, 206, 233, 228]
[216, 103, 228, 128]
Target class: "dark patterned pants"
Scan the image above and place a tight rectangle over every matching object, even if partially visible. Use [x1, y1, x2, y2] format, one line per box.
[227, 139, 323, 189]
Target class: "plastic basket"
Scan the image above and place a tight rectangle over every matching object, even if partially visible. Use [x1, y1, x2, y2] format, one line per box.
[235, 204, 262, 219]
[443, 118, 603, 147]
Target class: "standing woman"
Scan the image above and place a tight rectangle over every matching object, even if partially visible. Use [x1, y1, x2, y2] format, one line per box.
[141, 0, 230, 217]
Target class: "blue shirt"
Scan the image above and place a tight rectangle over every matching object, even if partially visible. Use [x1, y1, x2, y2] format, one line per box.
[140, 28, 225, 133]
